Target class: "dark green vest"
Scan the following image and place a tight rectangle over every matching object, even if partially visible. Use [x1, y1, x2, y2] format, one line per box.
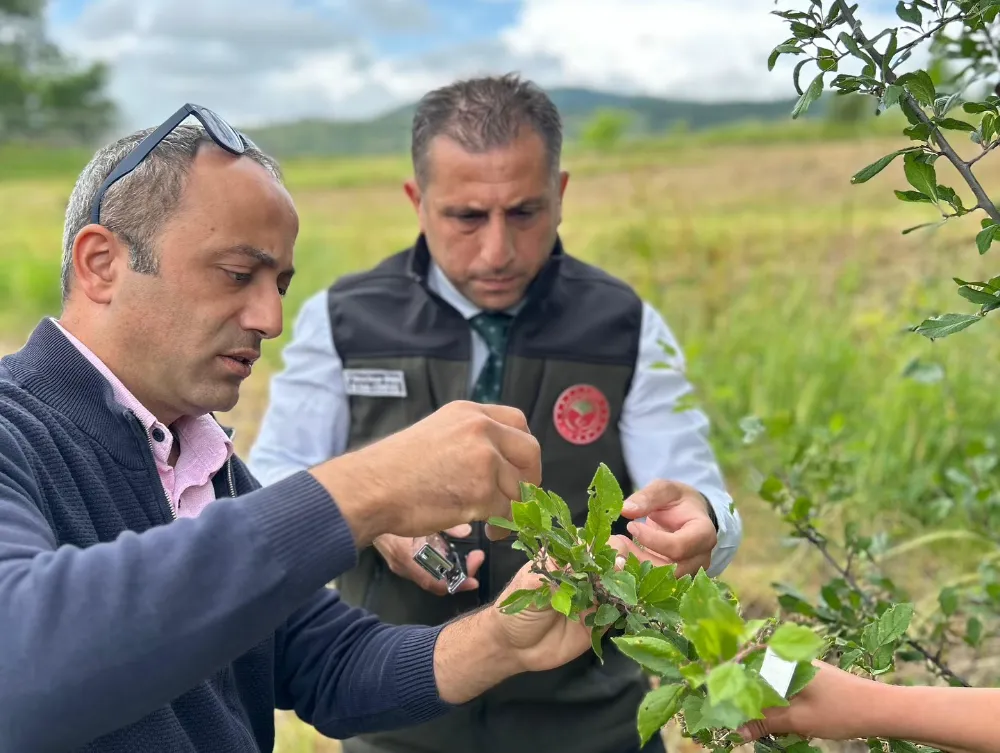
[331, 237, 653, 753]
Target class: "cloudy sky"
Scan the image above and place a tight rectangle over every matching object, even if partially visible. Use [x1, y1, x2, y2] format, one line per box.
[47, 0, 902, 131]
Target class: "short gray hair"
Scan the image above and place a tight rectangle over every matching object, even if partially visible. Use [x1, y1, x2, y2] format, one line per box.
[410, 72, 563, 188]
[60, 123, 282, 301]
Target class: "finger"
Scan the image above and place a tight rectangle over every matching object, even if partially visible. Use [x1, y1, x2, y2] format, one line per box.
[476, 403, 530, 434]
[610, 535, 674, 569]
[620, 480, 686, 518]
[627, 518, 716, 564]
[465, 549, 486, 578]
[492, 426, 542, 488]
[444, 524, 473, 538]
[736, 720, 769, 742]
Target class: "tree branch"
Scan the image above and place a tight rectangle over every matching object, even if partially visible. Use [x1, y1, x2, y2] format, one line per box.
[835, 0, 1000, 224]
[795, 522, 971, 688]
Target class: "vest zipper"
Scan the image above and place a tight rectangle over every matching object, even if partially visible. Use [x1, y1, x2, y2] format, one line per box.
[126, 410, 176, 524]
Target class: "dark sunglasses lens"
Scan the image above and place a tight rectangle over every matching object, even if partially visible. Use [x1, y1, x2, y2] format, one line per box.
[194, 106, 243, 152]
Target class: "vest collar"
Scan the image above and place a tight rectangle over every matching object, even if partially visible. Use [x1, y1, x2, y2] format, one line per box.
[406, 232, 565, 316]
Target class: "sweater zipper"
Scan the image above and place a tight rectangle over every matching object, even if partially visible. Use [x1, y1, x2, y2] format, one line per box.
[129, 413, 256, 750]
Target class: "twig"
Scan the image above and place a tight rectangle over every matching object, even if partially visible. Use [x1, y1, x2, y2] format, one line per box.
[834, 0, 1000, 223]
[794, 521, 971, 687]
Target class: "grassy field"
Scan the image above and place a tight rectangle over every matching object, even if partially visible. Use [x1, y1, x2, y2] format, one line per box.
[1, 121, 998, 751]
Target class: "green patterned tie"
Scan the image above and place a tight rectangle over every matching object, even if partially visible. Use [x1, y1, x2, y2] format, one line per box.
[469, 312, 513, 403]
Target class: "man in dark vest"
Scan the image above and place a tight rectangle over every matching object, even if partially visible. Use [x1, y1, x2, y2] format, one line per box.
[249, 73, 742, 753]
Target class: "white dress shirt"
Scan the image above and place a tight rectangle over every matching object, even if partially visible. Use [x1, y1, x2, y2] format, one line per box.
[248, 262, 742, 575]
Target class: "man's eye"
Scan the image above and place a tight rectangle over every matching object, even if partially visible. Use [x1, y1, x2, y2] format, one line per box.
[228, 271, 252, 283]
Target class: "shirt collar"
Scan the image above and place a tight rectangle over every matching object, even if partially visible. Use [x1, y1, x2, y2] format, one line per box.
[426, 261, 528, 321]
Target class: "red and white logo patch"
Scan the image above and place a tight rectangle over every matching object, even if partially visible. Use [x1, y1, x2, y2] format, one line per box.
[553, 384, 610, 445]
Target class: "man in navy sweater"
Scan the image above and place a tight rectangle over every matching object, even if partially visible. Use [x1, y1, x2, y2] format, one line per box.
[0, 105, 597, 753]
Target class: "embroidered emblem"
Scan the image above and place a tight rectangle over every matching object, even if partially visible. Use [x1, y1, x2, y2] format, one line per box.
[553, 384, 610, 445]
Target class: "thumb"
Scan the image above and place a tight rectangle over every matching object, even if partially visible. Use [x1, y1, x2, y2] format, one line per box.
[736, 720, 771, 742]
[621, 482, 684, 519]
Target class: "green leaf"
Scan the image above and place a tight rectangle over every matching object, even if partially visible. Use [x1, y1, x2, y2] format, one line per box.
[850, 147, 916, 184]
[551, 581, 576, 616]
[899, 69, 936, 106]
[894, 189, 933, 203]
[486, 516, 519, 532]
[679, 662, 707, 688]
[965, 616, 983, 646]
[877, 603, 915, 646]
[759, 475, 784, 502]
[792, 73, 824, 119]
[707, 663, 756, 715]
[768, 624, 827, 662]
[636, 684, 686, 746]
[896, 0, 922, 24]
[538, 489, 575, 532]
[964, 100, 999, 114]
[601, 571, 638, 606]
[498, 588, 541, 615]
[612, 634, 687, 675]
[583, 463, 624, 549]
[913, 313, 981, 340]
[903, 151, 937, 199]
[511, 500, 544, 532]
[788, 661, 820, 696]
[594, 603, 620, 627]
[977, 224, 999, 254]
[639, 565, 679, 604]
[939, 586, 959, 616]
[768, 43, 803, 71]
[591, 624, 609, 662]
[957, 285, 999, 306]
[936, 117, 976, 132]
[680, 571, 745, 662]
[838, 31, 871, 63]
[883, 84, 904, 108]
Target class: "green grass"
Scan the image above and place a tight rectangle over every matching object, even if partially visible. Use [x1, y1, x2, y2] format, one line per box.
[2, 127, 998, 751]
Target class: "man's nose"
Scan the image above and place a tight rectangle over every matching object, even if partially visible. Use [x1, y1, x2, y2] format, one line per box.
[480, 212, 516, 268]
[242, 285, 284, 340]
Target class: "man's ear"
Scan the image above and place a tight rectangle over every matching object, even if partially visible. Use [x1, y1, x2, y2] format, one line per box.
[556, 170, 570, 225]
[70, 225, 128, 305]
[403, 179, 426, 231]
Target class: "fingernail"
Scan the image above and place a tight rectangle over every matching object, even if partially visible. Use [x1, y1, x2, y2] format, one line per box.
[627, 521, 640, 536]
[614, 555, 626, 570]
[622, 501, 639, 515]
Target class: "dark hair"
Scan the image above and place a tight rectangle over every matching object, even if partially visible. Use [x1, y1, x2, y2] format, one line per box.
[410, 72, 563, 187]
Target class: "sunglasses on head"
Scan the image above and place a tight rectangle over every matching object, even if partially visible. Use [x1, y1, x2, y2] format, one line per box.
[89, 103, 248, 226]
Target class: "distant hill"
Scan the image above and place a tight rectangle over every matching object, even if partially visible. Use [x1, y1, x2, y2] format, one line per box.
[242, 87, 803, 158]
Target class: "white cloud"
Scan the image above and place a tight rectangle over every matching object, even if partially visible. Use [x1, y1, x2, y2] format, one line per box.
[51, 0, 919, 132]
[501, 0, 904, 102]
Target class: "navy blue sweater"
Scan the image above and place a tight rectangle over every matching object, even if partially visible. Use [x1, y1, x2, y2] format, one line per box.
[0, 319, 451, 752]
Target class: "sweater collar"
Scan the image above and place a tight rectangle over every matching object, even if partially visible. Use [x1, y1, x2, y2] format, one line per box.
[1, 318, 212, 469]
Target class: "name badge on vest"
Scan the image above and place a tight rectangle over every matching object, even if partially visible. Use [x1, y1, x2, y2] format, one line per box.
[343, 369, 408, 398]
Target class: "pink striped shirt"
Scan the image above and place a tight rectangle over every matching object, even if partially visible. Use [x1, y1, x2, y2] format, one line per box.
[53, 319, 233, 519]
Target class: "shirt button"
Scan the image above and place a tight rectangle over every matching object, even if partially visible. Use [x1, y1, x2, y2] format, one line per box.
[151, 428, 166, 442]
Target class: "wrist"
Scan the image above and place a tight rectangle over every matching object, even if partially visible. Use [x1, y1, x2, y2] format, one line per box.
[434, 607, 523, 705]
[308, 453, 388, 548]
[696, 490, 719, 531]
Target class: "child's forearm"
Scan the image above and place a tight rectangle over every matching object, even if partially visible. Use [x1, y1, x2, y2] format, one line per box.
[853, 682, 1000, 753]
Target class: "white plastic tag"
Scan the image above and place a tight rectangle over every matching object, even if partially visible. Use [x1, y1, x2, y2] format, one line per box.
[759, 647, 797, 698]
